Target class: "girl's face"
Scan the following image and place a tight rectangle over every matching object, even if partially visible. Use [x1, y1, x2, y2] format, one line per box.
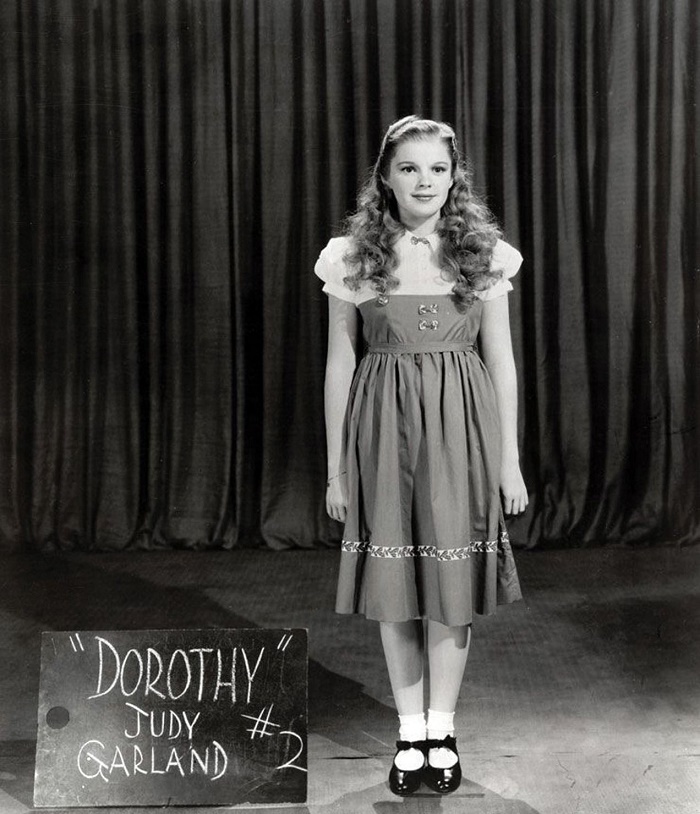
[383, 137, 454, 233]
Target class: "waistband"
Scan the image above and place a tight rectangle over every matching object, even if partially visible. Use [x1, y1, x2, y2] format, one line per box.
[367, 341, 477, 355]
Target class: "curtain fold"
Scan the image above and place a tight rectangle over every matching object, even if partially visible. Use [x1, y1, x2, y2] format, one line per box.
[0, 0, 697, 551]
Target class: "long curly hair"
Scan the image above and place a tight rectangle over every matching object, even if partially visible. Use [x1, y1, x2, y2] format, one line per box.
[342, 115, 502, 310]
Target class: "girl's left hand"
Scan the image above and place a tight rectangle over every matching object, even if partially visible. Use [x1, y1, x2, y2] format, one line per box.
[500, 463, 529, 516]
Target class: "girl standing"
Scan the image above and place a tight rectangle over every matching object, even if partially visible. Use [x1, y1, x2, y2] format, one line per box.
[316, 116, 527, 796]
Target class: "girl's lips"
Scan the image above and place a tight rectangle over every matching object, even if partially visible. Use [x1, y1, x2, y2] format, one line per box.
[412, 194, 435, 201]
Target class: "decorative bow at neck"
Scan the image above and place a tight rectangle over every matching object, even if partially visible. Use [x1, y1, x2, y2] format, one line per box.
[410, 235, 431, 246]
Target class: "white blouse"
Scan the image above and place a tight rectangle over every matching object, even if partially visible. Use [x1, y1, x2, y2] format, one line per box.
[314, 231, 523, 306]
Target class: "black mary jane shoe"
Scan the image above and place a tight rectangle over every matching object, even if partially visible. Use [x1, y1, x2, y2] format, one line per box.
[388, 739, 426, 796]
[423, 735, 462, 794]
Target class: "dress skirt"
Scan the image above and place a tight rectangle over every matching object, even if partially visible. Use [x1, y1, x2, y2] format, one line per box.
[335, 295, 522, 626]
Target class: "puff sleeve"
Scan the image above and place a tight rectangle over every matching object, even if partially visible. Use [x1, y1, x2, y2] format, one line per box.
[314, 237, 358, 304]
[475, 239, 523, 301]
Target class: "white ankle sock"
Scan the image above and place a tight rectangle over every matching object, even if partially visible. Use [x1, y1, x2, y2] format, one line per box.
[398, 712, 426, 742]
[395, 713, 426, 771]
[426, 709, 457, 769]
[426, 708, 454, 739]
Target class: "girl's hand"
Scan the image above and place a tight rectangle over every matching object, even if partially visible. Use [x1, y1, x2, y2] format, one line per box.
[326, 474, 348, 523]
[500, 463, 528, 516]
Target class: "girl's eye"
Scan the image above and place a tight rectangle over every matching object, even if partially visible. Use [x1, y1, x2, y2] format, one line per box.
[401, 166, 415, 173]
[434, 166, 448, 174]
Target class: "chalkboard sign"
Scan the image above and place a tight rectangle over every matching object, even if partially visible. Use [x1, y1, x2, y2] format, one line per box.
[34, 629, 307, 808]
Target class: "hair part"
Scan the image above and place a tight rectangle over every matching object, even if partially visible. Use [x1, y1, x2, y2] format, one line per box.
[342, 115, 502, 310]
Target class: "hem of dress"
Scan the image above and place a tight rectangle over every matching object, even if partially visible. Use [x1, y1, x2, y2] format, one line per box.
[334, 594, 523, 626]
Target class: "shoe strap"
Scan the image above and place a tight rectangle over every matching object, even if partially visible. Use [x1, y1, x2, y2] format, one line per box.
[426, 735, 457, 750]
[395, 738, 426, 751]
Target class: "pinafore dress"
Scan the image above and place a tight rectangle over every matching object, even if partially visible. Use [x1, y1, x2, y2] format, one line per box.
[316, 233, 523, 626]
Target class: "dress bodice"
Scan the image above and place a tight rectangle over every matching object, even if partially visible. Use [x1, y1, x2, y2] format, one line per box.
[357, 295, 483, 349]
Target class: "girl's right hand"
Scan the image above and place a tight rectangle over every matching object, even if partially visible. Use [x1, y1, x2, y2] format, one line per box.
[326, 474, 348, 523]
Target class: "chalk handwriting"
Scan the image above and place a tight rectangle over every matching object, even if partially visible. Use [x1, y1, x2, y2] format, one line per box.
[277, 730, 306, 773]
[77, 740, 228, 783]
[49, 631, 306, 800]
[123, 703, 200, 741]
[241, 704, 280, 739]
[241, 647, 265, 704]
[88, 637, 265, 704]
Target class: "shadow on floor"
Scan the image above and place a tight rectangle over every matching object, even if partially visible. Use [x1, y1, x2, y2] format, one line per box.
[0, 551, 390, 738]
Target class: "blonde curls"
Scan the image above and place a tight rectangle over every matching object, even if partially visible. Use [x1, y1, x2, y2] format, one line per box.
[342, 116, 501, 310]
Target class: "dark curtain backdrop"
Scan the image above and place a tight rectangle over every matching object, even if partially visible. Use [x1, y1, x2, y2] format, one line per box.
[0, 0, 698, 552]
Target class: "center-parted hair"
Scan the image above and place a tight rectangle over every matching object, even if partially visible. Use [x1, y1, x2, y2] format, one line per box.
[342, 115, 502, 310]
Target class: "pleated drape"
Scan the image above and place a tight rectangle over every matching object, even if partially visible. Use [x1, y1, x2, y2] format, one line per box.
[0, 0, 697, 551]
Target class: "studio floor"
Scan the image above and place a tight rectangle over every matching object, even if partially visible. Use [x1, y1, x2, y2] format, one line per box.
[0, 544, 698, 814]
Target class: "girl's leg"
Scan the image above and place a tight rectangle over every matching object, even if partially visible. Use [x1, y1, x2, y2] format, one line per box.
[426, 620, 471, 710]
[380, 620, 425, 713]
[426, 621, 471, 768]
[380, 620, 426, 771]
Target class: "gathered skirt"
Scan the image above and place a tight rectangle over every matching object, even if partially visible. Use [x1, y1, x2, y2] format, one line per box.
[335, 339, 522, 626]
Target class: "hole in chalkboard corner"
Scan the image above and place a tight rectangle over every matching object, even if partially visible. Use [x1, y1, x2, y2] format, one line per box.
[46, 707, 70, 730]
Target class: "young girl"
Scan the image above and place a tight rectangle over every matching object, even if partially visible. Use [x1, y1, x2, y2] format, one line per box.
[315, 116, 527, 796]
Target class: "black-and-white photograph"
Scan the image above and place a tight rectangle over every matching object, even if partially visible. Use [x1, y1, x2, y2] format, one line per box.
[0, 1, 698, 813]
